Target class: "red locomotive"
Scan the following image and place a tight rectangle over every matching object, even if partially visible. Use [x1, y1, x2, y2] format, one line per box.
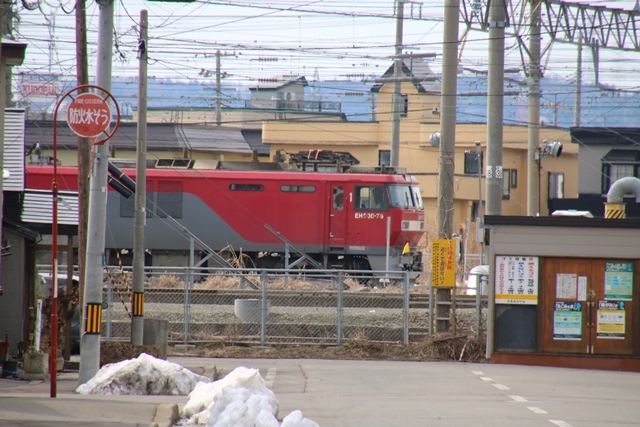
[25, 160, 425, 273]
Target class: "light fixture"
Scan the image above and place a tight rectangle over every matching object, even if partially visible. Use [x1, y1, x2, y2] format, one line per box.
[429, 131, 440, 147]
[537, 139, 563, 160]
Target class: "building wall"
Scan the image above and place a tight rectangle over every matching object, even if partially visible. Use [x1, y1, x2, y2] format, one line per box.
[0, 229, 28, 352]
[576, 145, 609, 195]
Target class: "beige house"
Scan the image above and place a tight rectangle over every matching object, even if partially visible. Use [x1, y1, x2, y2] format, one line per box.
[261, 61, 578, 240]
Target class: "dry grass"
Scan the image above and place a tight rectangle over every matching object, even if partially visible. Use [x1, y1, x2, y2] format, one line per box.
[169, 333, 487, 364]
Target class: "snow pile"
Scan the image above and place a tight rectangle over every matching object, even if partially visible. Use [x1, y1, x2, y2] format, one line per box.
[76, 353, 210, 395]
[183, 366, 319, 427]
[183, 366, 277, 424]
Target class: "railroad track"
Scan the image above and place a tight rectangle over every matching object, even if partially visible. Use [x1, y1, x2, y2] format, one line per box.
[105, 288, 486, 309]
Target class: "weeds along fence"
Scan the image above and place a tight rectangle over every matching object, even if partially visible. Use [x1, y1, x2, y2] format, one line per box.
[97, 266, 488, 346]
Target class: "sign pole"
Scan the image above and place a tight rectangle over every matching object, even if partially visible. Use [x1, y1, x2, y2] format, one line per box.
[50, 84, 119, 398]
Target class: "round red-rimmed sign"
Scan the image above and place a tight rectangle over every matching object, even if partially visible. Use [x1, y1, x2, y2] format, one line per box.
[66, 93, 111, 138]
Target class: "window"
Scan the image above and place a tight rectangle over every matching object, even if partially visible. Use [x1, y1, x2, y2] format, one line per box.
[157, 181, 182, 218]
[333, 186, 344, 210]
[548, 172, 564, 199]
[601, 150, 640, 193]
[502, 169, 511, 200]
[401, 94, 408, 116]
[464, 151, 483, 175]
[281, 185, 315, 193]
[510, 169, 518, 189]
[355, 186, 387, 210]
[387, 185, 423, 209]
[378, 150, 390, 167]
[229, 183, 264, 191]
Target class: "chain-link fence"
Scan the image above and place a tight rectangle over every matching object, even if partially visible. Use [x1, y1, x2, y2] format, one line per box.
[97, 267, 488, 346]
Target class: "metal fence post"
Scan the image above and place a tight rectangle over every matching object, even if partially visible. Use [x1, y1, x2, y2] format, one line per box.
[337, 271, 343, 345]
[260, 270, 267, 345]
[183, 269, 190, 344]
[105, 268, 113, 340]
[403, 271, 410, 345]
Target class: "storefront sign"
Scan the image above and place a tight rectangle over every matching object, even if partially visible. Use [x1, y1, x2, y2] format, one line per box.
[495, 256, 539, 305]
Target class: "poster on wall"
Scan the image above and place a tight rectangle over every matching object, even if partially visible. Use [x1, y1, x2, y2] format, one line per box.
[604, 262, 633, 300]
[597, 300, 626, 339]
[556, 274, 578, 299]
[495, 256, 539, 305]
[553, 301, 583, 340]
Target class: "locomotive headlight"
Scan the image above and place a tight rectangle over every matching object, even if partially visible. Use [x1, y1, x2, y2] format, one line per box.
[402, 220, 424, 231]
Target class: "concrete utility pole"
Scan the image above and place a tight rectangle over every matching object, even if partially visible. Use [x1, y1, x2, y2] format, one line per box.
[216, 49, 221, 125]
[390, 0, 404, 167]
[132, 9, 148, 346]
[435, 0, 460, 333]
[79, 0, 114, 386]
[485, 0, 505, 216]
[527, 0, 541, 217]
[574, 34, 582, 127]
[75, 0, 89, 333]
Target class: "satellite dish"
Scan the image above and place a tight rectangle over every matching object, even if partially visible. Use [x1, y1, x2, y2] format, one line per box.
[429, 131, 440, 147]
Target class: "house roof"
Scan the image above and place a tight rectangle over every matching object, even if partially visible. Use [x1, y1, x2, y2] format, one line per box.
[484, 215, 640, 229]
[371, 59, 441, 94]
[25, 121, 269, 156]
[570, 127, 640, 146]
[249, 75, 308, 91]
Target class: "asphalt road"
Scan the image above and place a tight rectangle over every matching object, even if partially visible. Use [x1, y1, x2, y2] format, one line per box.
[1, 357, 639, 427]
[174, 357, 640, 427]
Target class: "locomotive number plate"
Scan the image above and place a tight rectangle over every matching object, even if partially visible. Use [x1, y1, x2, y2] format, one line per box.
[354, 212, 385, 220]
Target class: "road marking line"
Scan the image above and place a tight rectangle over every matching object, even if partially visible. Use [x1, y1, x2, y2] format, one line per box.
[528, 407, 548, 414]
[549, 420, 573, 427]
[472, 371, 484, 375]
[509, 395, 527, 402]
[265, 367, 277, 388]
[493, 383, 510, 390]
[480, 376, 493, 382]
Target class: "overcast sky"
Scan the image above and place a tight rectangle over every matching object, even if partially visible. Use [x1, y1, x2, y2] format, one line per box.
[12, 0, 640, 89]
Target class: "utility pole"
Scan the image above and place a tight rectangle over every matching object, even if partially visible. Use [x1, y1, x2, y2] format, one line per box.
[435, 0, 460, 333]
[527, 0, 541, 216]
[79, 0, 114, 385]
[574, 34, 582, 127]
[75, 0, 89, 339]
[485, 0, 505, 216]
[390, 0, 404, 167]
[216, 49, 221, 125]
[132, 9, 148, 346]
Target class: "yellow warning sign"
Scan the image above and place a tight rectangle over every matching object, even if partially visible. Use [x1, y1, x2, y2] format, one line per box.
[431, 239, 456, 287]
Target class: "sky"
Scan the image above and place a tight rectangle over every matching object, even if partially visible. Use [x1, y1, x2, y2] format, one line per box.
[12, 0, 640, 90]
[76, 353, 319, 427]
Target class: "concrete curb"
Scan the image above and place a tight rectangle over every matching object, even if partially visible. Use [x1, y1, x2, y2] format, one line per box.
[153, 403, 181, 427]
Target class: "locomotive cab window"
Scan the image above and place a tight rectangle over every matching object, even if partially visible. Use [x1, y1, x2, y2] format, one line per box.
[388, 185, 423, 209]
[355, 186, 387, 210]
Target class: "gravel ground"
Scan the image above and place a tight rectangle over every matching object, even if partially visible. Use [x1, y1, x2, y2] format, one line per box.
[103, 299, 487, 342]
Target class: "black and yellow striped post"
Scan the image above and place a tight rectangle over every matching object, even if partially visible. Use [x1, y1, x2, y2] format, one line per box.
[132, 292, 144, 317]
[604, 202, 626, 219]
[85, 303, 103, 334]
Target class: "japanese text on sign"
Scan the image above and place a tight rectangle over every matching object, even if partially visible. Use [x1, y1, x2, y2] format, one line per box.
[66, 93, 111, 138]
[495, 256, 539, 304]
[431, 239, 456, 287]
